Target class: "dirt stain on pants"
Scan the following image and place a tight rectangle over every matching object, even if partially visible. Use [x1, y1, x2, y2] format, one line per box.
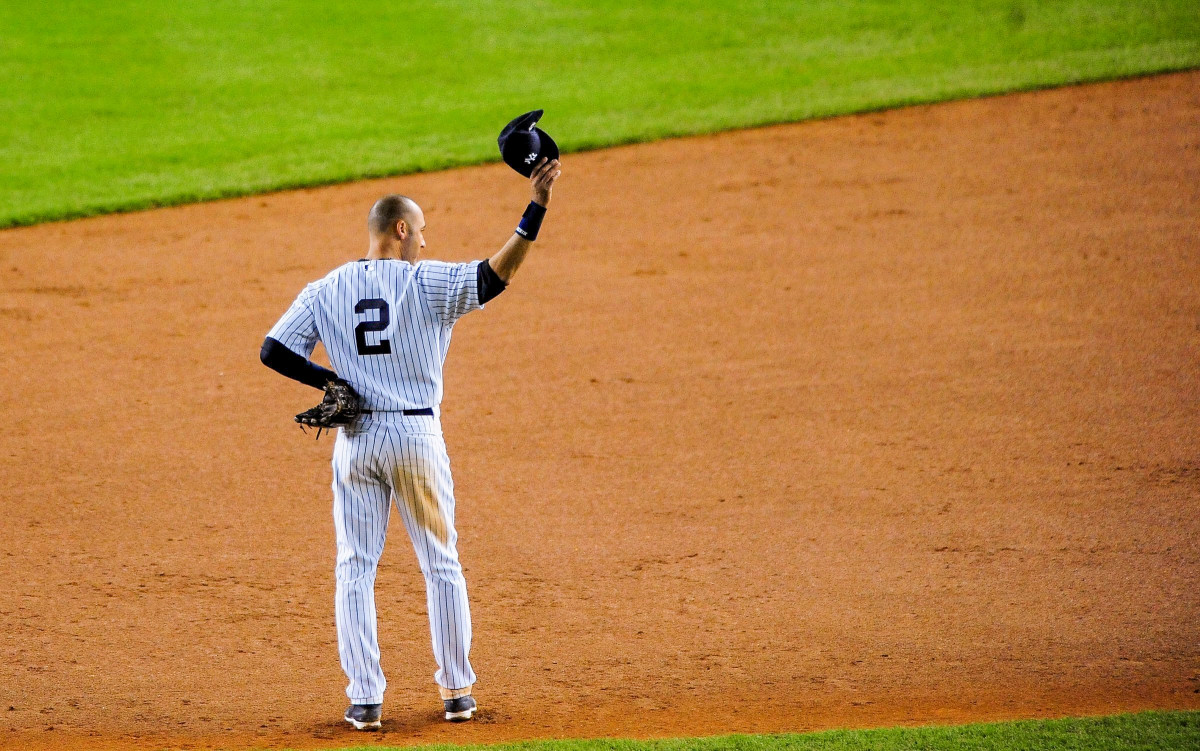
[393, 463, 449, 546]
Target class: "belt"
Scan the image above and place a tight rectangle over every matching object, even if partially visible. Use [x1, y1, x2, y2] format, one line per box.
[359, 407, 434, 416]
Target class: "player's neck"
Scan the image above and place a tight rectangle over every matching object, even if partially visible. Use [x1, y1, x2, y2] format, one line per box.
[366, 239, 402, 262]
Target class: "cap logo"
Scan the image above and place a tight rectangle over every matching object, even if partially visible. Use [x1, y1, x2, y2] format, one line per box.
[524, 152, 538, 164]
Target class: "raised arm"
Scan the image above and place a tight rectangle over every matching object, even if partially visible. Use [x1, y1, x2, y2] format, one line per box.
[489, 157, 561, 283]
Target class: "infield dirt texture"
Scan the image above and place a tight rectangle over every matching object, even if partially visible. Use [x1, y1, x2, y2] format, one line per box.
[0, 71, 1197, 750]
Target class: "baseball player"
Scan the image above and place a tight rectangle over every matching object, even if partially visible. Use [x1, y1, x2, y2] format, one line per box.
[260, 147, 561, 730]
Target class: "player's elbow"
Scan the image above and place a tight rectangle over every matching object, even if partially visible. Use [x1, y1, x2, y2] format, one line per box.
[260, 337, 277, 368]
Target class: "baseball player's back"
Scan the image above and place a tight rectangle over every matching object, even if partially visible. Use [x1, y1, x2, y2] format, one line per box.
[261, 156, 561, 730]
[268, 258, 485, 412]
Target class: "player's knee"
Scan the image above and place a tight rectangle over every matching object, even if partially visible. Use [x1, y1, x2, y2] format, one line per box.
[336, 552, 381, 582]
[420, 557, 463, 584]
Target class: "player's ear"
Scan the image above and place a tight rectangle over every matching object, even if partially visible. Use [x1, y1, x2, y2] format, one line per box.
[394, 219, 407, 240]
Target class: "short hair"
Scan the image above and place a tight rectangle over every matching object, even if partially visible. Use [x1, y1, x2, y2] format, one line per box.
[367, 194, 419, 236]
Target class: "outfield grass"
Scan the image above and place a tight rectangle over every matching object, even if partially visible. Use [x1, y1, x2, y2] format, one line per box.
[1, 1, 1198, 228]
[291, 712, 1200, 751]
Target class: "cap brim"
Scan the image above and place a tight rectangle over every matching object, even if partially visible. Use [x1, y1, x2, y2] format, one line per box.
[498, 109, 544, 144]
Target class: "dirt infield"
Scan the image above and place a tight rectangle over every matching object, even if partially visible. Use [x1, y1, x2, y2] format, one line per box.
[1, 72, 1198, 751]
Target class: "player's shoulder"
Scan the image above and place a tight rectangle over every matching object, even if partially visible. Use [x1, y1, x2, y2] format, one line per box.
[416, 259, 456, 274]
[313, 260, 386, 285]
[415, 258, 479, 281]
[324, 260, 367, 280]
[290, 262, 354, 302]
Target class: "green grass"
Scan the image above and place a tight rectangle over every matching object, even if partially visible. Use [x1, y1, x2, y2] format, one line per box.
[1, 1, 1198, 228]
[273, 711, 1200, 751]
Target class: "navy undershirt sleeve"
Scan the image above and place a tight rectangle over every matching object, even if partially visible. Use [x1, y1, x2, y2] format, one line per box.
[477, 259, 508, 304]
[260, 337, 337, 390]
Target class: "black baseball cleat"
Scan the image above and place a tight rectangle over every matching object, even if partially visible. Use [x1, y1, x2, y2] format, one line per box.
[443, 695, 476, 722]
[344, 703, 382, 730]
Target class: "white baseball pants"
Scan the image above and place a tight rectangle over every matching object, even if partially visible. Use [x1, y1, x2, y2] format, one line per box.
[331, 413, 475, 705]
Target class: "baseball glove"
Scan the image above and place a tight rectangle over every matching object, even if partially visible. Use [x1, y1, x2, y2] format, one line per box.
[295, 378, 362, 438]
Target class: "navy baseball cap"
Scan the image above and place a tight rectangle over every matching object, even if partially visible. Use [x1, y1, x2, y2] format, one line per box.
[498, 109, 559, 177]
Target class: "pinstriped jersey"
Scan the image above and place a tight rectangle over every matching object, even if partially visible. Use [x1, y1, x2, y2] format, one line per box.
[267, 258, 485, 411]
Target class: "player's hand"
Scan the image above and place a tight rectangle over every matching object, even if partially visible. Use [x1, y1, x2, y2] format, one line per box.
[531, 157, 561, 207]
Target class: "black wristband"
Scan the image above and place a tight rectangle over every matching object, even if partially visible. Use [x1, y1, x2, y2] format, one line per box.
[515, 201, 547, 241]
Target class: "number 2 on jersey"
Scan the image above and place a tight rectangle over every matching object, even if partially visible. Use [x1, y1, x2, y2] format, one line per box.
[354, 298, 392, 356]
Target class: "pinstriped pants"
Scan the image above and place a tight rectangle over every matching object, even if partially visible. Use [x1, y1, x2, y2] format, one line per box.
[331, 413, 476, 705]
